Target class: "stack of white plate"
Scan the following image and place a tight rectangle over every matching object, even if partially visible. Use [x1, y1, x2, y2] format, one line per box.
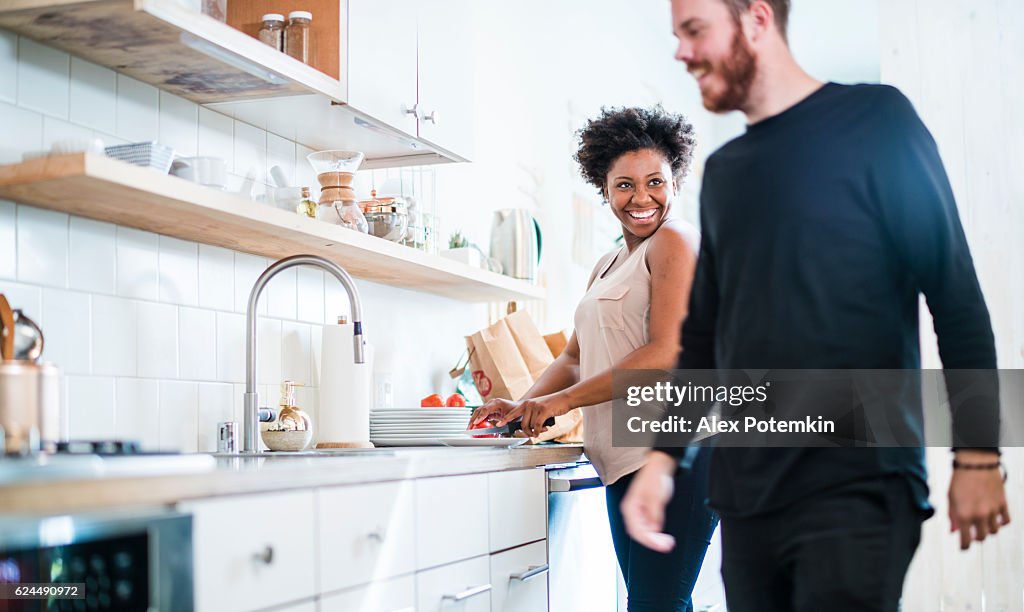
[370, 408, 473, 446]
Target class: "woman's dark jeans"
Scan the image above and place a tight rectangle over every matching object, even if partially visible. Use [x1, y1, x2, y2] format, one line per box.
[605, 448, 718, 612]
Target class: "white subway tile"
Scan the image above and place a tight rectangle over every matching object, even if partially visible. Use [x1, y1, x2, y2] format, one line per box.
[69, 58, 116, 134]
[137, 301, 178, 379]
[216, 311, 245, 383]
[115, 75, 159, 143]
[42, 116, 95, 152]
[197, 244, 234, 311]
[0, 280, 41, 321]
[41, 288, 90, 374]
[257, 316, 281, 384]
[114, 378, 159, 450]
[17, 37, 69, 119]
[231, 383, 244, 425]
[266, 133, 295, 187]
[0, 200, 15, 279]
[295, 144, 318, 198]
[310, 323, 323, 387]
[0, 101, 42, 163]
[233, 120, 266, 178]
[0, 31, 16, 103]
[91, 295, 137, 376]
[116, 227, 159, 300]
[281, 321, 311, 386]
[69, 216, 116, 294]
[66, 375, 115, 440]
[179, 306, 216, 381]
[158, 91, 198, 158]
[16, 205, 67, 287]
[266, 267, 296, 320]
[197, 107, 233, 168]
[197, 382, 234, 451]
[159, 381, 198, 452]
[158, 236, 198, 306]
[324, 281, 351, 325]
[233, 252, 268, 314]
[296, 268, 324, 323]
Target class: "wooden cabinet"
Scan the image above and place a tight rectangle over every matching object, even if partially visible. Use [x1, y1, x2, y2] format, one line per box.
[489, 542, 549, 612]
[316, 481, 416, 592]
[416, 556, 492, 612]
[488, 469, 546, 553]
[180, 490, 317, 612]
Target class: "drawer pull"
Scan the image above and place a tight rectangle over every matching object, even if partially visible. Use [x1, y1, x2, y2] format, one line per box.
[252, 545, 274, 565]
[442, 583, 491, 602]
[510, 564, 549, 582]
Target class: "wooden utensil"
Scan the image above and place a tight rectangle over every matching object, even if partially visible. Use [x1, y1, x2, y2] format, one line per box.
[0, 294, 14, 361]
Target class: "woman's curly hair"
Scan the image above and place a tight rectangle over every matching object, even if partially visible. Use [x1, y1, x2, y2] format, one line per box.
[574, 106, 696, 195]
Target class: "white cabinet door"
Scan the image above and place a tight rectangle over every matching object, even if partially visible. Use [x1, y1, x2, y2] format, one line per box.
[489, 541, 548, 612]
[180, 491, 316, 612]
[319, 574, 415, 612]
[416, 0, 475, 158]
[415, 474, 489, 570]
[317, 481, 416, 592]
[488, 469, 546, 553]
[416, 556, 491, 612]
[346, 0, 419, 136]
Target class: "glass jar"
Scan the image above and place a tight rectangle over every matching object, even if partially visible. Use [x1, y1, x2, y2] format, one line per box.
[258, 14, 285, 51]
[295, 187, 317, 219]
[284, 11, 313, 65]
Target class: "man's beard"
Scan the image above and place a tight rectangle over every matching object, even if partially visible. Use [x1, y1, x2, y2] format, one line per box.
[699, 27, 757, 113]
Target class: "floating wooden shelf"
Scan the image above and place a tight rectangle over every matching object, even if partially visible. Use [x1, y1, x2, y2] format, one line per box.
[0, 154, 545, 302]
[0, 0, 464, 168]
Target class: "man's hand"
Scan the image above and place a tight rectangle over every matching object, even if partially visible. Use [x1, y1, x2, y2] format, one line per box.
[621, 451, 679, 553]
[948, 450, 1011, 551]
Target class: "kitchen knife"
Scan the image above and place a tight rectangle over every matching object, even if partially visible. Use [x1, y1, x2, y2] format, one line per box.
[465, 416, 556, 437]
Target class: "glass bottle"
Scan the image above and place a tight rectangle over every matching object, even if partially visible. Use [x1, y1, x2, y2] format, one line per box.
[296, 187, 317, 218]
[284, 11, 313, 65]
[258, 14, 285, 51]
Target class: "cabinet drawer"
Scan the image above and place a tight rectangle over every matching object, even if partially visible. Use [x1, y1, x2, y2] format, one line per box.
[179, 491, 315, 612]
[416, 556, 491, 612]
[317, 481, 415, 591]
[489, 541, 548, 612]
[415, 474, 489, 569]
[319, 574, 415, 612]
[488, 469, 546, 552]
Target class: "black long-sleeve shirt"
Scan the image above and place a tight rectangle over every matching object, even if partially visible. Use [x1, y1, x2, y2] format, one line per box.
[655, 83, 997, 517]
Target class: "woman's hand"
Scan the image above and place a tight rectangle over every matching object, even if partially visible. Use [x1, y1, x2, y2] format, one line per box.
[470, 398, 519, 427]
[500, 392, 575, 438]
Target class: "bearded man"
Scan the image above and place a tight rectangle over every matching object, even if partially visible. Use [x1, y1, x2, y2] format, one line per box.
[621, 1, 1011, 610]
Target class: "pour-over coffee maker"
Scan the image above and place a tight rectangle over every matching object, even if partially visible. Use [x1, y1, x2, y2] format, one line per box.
[306, 150, 365, 205]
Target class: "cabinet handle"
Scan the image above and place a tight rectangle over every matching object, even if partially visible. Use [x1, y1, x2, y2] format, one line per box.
[367, 526, 386, 543]
[441, 583, 491, 601]
[510, 563, 549, 582]
[252, 545, 274, 565]
[403, 103, 419, 116]
[420, 109, 440, 124]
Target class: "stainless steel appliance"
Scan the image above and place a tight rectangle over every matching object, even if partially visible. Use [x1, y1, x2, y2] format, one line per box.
[0, 509, 193, 611]
[490, 209, 542, 282]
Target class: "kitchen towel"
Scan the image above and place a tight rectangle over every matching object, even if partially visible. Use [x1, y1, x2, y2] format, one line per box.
[318, 320, 373, 447]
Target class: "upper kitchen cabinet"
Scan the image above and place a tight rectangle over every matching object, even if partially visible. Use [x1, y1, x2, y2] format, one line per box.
[346, 0, 475, 160]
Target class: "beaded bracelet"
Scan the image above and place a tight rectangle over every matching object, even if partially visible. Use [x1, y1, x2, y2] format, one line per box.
[953, 460, 1008, 482]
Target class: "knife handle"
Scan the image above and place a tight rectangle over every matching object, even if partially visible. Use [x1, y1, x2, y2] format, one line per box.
[509, 416, 556, 434]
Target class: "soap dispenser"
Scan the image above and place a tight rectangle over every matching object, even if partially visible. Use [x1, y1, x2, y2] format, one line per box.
[261, 380, 314, 451]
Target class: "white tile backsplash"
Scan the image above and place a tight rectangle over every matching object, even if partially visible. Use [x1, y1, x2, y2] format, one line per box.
[158, 91, 198, 158]
[216, 311, 245, 383]
[197, 244, 234, 311]
[281, 321, 311, 386]
[267, 133, 296, 187]
[0, 31, 16, 104]
[158, 236, 199, 306]
[0, 101, 43, 163]
[0, 280, 42, 322]
[116, 227, 159, 300]
[69, 216, 116, 294]
[92, 295, 137, 377]
[115, 75, 159, 143]
[179, 306, 216, 381]
[266, 267, 297, 320]
[115, 378, 160, 449]
[42, 116, 95, 152]
[41, 288, 91, 374]
[69, 58, 116, 134]
[257, 317, 282, 384]
[0, 200, 15, 279]
[233, 119, 266, 178]
[17, 37, 69, 119]
[197, 107, 234, 168]
[159, 381, 198, 452]
[16, 205, 67, 287]
[197, 382, 234, 452]
[234, 252, 268, 314]
[67, 375, 115, 440]
[138, 301, 178, 379]
[296, 269, 324, 324]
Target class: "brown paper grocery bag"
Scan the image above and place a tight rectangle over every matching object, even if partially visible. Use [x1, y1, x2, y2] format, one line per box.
[504, 310, 555, 381]
[544, 330, 570, 358]
[466, 319, 534, 402]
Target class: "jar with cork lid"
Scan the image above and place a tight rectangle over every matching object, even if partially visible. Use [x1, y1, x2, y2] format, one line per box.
[284, 11, 313, 65]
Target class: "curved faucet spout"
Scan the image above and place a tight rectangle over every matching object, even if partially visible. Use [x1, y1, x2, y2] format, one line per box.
[243, 254, 365, 453]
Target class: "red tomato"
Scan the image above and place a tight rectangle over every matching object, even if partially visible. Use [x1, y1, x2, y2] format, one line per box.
[445, 393, 467, 408]
[420, 393, 445, 408]
[468, 419, 498, 438]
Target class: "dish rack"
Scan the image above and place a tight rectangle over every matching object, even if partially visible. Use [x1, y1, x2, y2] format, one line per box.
[104, 142, 175, 173]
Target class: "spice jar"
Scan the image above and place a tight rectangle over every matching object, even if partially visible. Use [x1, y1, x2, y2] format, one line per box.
[284, 11, 313, 65]
[258, 14, 285, 51]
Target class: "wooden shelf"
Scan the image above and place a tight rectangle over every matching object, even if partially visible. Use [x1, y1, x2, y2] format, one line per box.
[0, 0, 466, 167]
[0, 154, 545, 302]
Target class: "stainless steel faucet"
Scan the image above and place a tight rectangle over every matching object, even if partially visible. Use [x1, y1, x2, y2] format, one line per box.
[243, 255, 365, 453]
